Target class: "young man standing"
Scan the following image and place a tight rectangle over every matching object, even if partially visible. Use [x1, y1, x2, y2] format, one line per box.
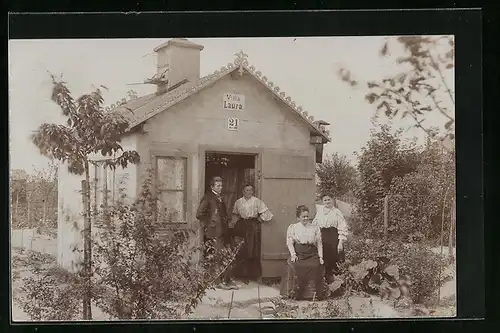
[196, 176, 238, 290]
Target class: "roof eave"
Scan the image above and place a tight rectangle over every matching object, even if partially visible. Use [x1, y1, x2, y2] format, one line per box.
[129, 66, 239, 128]
[240, 66, 331, 142]
[121, 56, 331, 143]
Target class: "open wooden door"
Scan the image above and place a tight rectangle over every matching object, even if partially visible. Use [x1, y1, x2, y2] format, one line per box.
[259, 149, 317, 277]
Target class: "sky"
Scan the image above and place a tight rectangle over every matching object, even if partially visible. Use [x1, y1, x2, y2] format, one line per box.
[8, 36, 454, 175]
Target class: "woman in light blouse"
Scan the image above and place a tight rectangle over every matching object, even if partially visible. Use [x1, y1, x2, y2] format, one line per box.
[312, 193, 349, 284]
[231, 184, 273, 282]
[280, 205, 325, 300]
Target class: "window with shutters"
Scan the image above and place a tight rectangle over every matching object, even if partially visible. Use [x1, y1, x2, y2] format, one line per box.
[156, 156, 188, 223]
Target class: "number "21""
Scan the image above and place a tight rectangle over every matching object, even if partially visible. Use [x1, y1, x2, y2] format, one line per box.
[228, 118, 239, 129]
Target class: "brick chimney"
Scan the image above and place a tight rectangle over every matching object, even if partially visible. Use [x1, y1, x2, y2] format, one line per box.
[153, 38, 204, 94]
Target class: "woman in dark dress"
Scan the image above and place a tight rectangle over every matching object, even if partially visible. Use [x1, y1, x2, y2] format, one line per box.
[280, 205, 325, 300]
[312, 194, 349, 284]
[231, 184, 273, 282]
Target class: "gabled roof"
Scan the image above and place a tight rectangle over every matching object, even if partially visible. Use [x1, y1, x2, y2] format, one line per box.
[115, 51, 330, 142]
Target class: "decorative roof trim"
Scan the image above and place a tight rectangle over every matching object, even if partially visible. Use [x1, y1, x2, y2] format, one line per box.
[130, 50, 330, 142]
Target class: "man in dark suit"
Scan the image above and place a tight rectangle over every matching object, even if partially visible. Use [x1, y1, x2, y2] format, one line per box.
[196, 176, 238, 290]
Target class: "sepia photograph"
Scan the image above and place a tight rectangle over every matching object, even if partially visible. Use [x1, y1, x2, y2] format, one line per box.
[9, 35, 456, 321]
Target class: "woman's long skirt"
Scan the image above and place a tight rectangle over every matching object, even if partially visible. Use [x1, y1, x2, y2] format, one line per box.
[233, 218, 261, 279]
[320, 227, 341, 283]
[279, 243, 324, 300]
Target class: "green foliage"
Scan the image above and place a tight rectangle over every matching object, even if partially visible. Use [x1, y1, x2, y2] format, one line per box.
[31, 74, 140, 175]
[354, 125, 419, 238]
[16, 173, 242, 320]
[338, 36, 455, 148]
[13, 249, 81, 321]
[316, 153, 359, 198]
[387, 139, 455, 242]
[29, 75, 141, 319]
[90, 172, 243, 319]
[19, 266, 85, 321]
[353, 125, 454, 242]
[326, 254, 406, 302]
[342, 236, 450, 304]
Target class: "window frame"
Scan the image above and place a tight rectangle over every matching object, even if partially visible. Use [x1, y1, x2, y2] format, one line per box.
[151, 149, 192, 226]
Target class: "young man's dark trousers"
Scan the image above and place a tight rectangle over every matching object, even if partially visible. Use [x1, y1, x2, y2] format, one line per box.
[203, 235, 234, 285]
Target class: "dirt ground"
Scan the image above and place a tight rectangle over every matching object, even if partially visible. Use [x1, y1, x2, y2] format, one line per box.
[10, 233, 456, 321]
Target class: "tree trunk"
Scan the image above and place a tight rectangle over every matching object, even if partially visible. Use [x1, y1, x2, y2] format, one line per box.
[82, 161, 93, 320]
[383, 195, 389, 240]
[27, 197, 31, 229]
[103, 166, 108, 211]
[43, 196, 47, 231]
[112, 165, 116, 205]
[93, 164, 98, 223]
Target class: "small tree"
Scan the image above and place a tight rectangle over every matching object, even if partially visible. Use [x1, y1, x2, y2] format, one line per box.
[354, 125, 419, 238]
[31, 74, 140, 319]
[17, 173, 242, 320]
[338, 36, 455, 151]
[91, 172, 242, 319]
[387, 138, 455, 242]
[316, 153, 358, 198]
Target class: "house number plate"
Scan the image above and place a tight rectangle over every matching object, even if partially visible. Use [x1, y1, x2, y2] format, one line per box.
[227, 117, 239, 131]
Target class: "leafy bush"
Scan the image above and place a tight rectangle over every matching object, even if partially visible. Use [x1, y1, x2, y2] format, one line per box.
[16, 172, 242, 320]
[355, 125, 420, 239]
[387, 140, 455, 243]
[13, 249, 83, 321]
[327, 256, 407, 301]
[18, 269, 83, 321]
[91, 172, 243, 319]
[340, 236, 450, 304]
[354, 126, 455, 243]
[316, 153, 359, 198]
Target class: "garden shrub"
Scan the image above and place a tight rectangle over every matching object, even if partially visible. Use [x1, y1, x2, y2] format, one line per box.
[339, 236, 450, 304]
[15, 173, 241, 320]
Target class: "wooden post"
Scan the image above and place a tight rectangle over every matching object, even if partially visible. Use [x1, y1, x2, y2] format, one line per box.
[42, 188, 47, 231]
[93, 164, 98, 224]
[228, 290, 234, 319]
[112, 152, 116, 205]
[112, 168, 116, 205]
[383, 195, 389, 240]
[43, 200, 47, 229]
[27, 197, 31, 230]
[103, 166, 108, 211]
[81, 180, 92, 320]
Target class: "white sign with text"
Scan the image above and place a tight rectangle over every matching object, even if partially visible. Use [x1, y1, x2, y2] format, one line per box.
[227, 117, 240, 131]
[223, 93, 245, 111]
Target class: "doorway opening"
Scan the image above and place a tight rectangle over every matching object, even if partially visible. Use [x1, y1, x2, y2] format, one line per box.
[205, 152, 257, 214]
[204, 151, 259, 280]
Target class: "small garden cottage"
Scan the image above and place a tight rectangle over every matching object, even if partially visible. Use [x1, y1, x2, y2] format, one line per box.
[57, 38, 330, 277]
